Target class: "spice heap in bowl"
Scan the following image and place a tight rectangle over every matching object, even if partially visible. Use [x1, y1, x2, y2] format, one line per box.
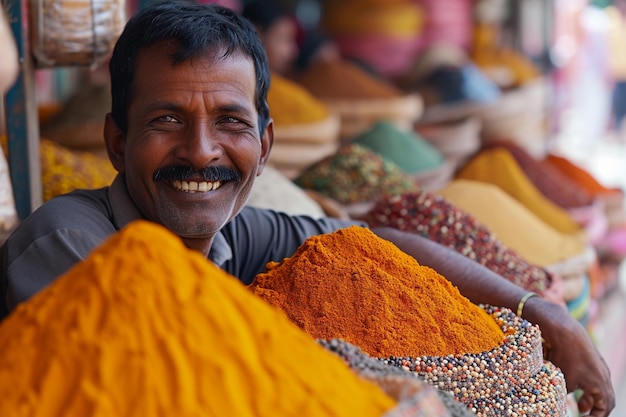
[249, 226, 568, 417]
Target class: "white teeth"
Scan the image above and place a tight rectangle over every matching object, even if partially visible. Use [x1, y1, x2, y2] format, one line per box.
[171, 180, 221, 193]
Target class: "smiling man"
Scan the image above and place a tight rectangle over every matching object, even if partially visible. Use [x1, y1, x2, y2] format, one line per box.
[0, 2, 614, 415]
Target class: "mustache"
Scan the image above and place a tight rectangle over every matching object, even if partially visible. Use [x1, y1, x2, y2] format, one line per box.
[153, 166, 242, 183]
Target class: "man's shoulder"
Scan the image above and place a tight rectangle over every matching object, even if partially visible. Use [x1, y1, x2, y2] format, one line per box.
[14, 187, 113, 236]
[33, 187, 111, 218]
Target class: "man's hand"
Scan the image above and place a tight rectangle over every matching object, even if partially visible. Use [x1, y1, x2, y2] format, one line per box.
[371, 227, 616, 416]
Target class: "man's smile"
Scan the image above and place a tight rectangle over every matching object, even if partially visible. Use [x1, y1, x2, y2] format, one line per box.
[171, 180, 222, 193]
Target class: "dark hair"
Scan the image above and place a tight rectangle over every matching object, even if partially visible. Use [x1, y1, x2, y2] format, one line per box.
[109, 0, 271, 136]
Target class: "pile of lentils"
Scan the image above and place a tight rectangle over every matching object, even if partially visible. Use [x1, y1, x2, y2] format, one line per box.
[323, 306, 568, 417]
[319, 339, 477, 417]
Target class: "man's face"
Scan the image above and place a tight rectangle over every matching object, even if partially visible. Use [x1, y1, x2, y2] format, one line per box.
[106, 42, 272, 252]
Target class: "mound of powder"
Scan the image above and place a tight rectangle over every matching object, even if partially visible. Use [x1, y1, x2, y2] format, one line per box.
[0, 221, 396, 417]
[249, 226, 505, 358]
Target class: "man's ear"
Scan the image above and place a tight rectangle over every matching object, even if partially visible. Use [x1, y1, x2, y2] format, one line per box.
[104, 113, 125, 173]
[256, 119, 274, 176]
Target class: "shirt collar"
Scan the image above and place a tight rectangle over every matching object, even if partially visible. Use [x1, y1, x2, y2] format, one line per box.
[107, 174, 234, 266]
[108, 174, 144, 230]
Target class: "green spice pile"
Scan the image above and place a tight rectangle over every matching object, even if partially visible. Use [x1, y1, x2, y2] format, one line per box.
[295, 143, 420, 205]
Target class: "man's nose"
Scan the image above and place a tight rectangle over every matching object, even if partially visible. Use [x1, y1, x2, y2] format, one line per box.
[177, 124, 223, 167]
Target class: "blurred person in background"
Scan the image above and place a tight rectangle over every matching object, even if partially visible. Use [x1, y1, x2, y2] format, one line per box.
[607, 0, 626, 139]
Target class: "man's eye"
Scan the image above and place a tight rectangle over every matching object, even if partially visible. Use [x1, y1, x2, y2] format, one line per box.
[157, 115, 178, 123]
[224, 116, 242, 124]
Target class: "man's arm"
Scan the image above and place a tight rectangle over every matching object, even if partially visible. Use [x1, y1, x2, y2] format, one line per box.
[371, 226, 615, 417]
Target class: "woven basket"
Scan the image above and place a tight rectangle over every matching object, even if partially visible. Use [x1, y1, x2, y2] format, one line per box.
[413, 158, 456, 191]
[29, 0, 126, 68]
[269, 140, 340, 180]
[269, 114, 341, 179]
[273, 113, 340, 145]
[479, 79, 548, 158]
[323, 93, 423, 143]
[415, 116, 481, 171]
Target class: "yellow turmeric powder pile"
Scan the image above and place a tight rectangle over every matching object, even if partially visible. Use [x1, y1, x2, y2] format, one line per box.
[249, 226, 505, 358]
[267, 71, 329, 126]
[40, 138, 117, 201]
[0, 221, 396, 417]
[455, 147, 582, 234]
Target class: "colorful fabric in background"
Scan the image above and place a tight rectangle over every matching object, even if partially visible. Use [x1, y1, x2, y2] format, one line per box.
[484, 141, 594, 209]
[321, 0, 425, 78]
[294, 144, 420, 205]
[455, 147, 583, 234]
[437, 180, 588, 267]
[356, 191, 557, 298]
[566, 273, 592, 327]
[354, 121, 444, 175]
[413, 0, 474, 54]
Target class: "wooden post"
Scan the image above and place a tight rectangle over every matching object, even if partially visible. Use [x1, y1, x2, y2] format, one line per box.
[2, 0, 42, 220]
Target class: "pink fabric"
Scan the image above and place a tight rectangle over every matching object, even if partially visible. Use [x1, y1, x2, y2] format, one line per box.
[600, 227, 626, 255]
[568, 200, 609, 246]
[413, 0, 473, 51]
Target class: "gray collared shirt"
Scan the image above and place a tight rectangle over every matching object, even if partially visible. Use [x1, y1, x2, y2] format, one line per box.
[0, 175, 364, 318]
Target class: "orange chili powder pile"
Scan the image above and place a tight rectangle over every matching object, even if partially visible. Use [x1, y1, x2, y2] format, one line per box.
[249, 226, 505, 358]
[0, 221, 396, 417]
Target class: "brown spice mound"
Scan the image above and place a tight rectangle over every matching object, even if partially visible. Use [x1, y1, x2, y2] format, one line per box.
[249, 226, 505, 358]
[294, 60, 402, 100]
